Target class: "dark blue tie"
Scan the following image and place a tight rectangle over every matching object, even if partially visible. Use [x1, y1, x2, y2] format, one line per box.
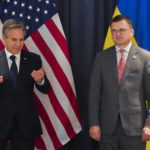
[9, 55, 18, 88]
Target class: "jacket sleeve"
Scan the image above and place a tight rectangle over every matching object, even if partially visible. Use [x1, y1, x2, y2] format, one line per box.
[88, 53, 102, 127]
[35, 74, 50, 94]
[33, 54, 50, 94]
[143, 51, 150, 126]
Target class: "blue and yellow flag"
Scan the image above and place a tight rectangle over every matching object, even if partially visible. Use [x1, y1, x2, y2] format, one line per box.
[104, 0, 150, 51]
[104, 0, 150, 149]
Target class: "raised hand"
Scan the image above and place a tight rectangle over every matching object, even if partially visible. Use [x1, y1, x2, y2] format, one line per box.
[31, 66, 45, 83]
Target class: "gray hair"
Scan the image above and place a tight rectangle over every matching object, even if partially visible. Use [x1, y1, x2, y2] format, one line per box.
[2, 19, 26, 37]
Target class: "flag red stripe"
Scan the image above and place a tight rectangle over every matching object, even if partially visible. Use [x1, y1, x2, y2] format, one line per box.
[34, 94, 62, 149]
[45, 19, 71, 64]
[0, 40, 4, 50]
[23, 45, 28, 51]
[49, 89, 76, 138]
[31, 31, 81, 122]
[35, 136, 47, 150]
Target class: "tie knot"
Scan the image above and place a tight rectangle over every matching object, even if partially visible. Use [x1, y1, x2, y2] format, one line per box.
[10, 55, 16, 62]
[119, 49, 125, 54]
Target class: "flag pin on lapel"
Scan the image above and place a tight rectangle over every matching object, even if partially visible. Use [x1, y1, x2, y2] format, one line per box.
[132, 55, 136, 59]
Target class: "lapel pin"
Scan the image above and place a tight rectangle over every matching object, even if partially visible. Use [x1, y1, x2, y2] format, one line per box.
[132, 55, 136, 59]
[24, 57, 27, 60]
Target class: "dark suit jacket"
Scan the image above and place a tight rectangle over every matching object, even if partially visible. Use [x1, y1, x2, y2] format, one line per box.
[89, 44, 150, 136]
[0, 49, 50, 140]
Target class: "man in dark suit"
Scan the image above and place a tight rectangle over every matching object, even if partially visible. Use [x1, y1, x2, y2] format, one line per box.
[0, 19, 50, 150]
[89, 15, 150, 150]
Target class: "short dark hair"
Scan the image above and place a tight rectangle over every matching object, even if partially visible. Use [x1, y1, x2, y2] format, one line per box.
[110, 15, 132, 27]
[2, 19, 26, 38]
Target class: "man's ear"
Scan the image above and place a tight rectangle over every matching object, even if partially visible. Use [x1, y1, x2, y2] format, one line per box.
[130, 28, 134, 37]
[2, 34, 5, 39]
[2, 34, 8, 45]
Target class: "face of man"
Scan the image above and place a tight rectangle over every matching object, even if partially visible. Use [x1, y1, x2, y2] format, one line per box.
[111, 19, 134, 48]
[2, 28, 25, 54]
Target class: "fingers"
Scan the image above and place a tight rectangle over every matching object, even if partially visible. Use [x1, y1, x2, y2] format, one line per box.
[31, 66, 45, 83]
[141, 126, 150, 142]
[40, 66, 45, 72]
[89, 126, 101, 142]
[0, 76, 4, 83]
[33, 66, 45, 75]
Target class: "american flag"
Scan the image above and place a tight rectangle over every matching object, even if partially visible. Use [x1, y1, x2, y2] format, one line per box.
[0, 0, 82, 150]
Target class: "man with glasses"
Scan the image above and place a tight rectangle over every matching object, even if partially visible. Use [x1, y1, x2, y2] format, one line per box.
[89, 15, 150, 150]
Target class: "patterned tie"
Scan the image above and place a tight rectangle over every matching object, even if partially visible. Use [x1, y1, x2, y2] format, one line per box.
[118, 49, 125, 82]
[9, 55, 18, 88]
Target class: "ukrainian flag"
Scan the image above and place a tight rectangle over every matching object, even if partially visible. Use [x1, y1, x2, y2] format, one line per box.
[104, 0, 150, 50]
[104, 0, 150, 149]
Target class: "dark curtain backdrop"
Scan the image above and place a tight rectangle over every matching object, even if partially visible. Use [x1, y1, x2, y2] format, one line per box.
[54, 0, 118, 150]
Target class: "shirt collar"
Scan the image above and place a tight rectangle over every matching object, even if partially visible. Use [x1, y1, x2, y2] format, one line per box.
[4, 48, 21, 60]
[115, 41, 132, 53]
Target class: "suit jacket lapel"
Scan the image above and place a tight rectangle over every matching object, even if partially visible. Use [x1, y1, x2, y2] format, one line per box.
[120, 44, 138, 86]
[0, 50, 15, 89]
[18, 51, 29, 81]
[0, 50, 10, 80]
[109, 47, 120, 85]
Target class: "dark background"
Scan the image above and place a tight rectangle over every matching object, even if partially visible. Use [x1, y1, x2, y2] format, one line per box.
[54, 0, 118, 149]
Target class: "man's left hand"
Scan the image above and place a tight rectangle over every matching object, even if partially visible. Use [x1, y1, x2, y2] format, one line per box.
[141, 126, 150, 141]
[31, 66, 45, 83]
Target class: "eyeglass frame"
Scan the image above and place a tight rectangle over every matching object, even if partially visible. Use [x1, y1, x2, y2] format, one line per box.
[111, 28, 132, 35]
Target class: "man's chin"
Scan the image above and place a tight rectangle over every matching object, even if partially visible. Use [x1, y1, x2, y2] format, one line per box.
[12, 49, 22, 54]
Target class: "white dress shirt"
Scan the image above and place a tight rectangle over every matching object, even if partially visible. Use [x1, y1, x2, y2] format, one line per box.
[5, 48, 21, 72]
[115, 41, 132, 66]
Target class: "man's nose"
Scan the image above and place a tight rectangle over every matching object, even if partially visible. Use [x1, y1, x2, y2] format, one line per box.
[116, 30, 121, 35]
[16, 41, 21, 46]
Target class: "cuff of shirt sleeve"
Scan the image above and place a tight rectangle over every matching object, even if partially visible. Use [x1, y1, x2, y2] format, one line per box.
[36, 78, 45, 85]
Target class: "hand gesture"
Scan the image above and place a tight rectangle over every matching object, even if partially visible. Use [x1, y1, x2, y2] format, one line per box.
[31, 66, 45, 83]
[0, 76, 3, 83]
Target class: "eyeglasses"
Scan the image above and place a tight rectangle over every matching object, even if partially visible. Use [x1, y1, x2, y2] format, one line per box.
[111, 28, 130, 35]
